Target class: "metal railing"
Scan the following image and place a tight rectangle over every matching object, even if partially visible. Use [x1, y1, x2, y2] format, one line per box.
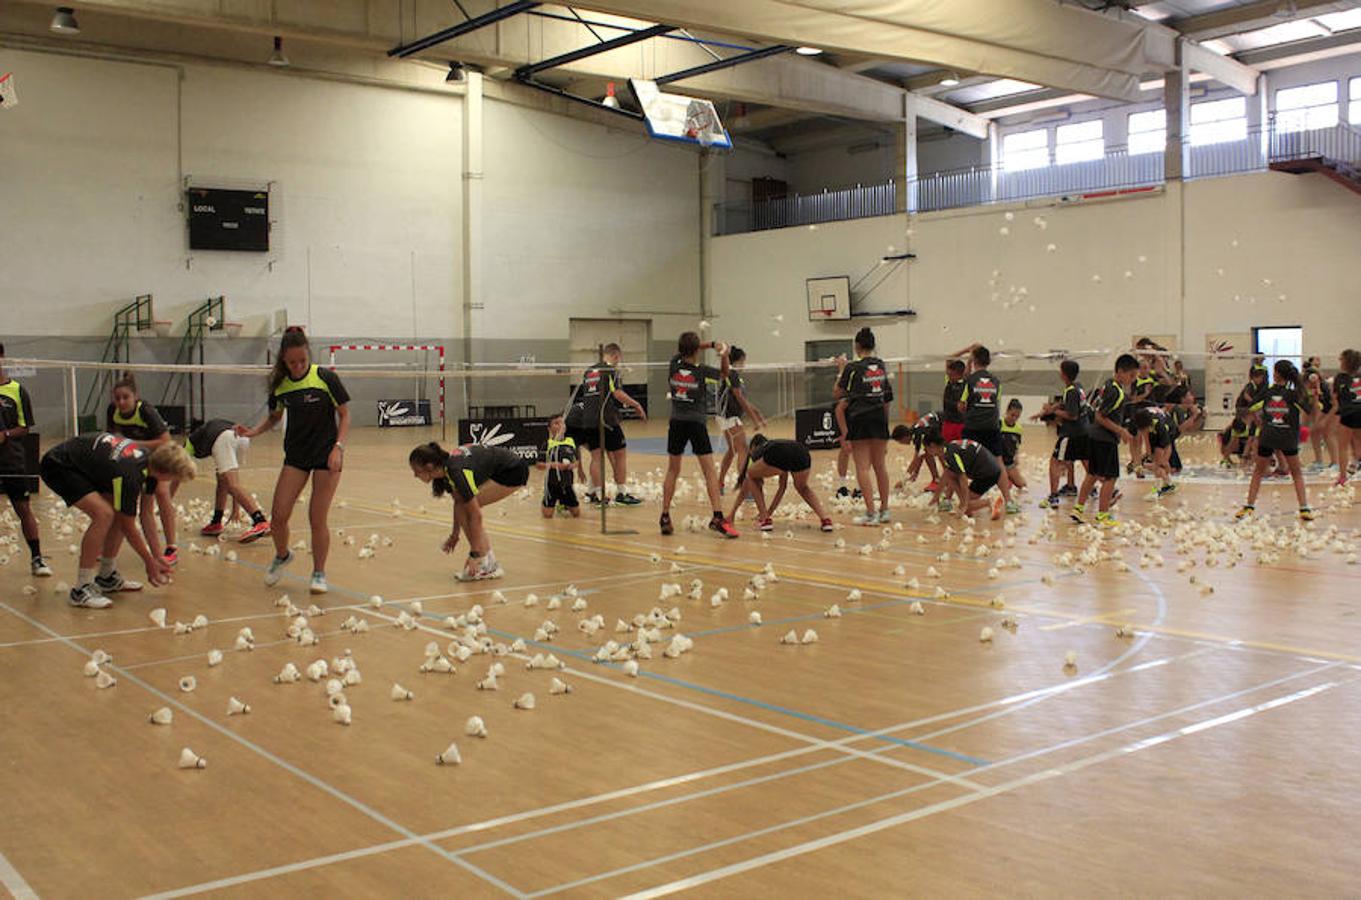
[715, 121, 1361, 236]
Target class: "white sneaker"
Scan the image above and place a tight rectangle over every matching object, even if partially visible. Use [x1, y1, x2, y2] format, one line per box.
[852, 514, 878, 526]
[457, 553, 504, 582]
[877, 509, 892, 524]
[263, 551, 294, 587]
[69, 584, 114, 609]
[31, 556, 54, 577]
[94, 572, 142, 593]
[309, 573, 329, 595]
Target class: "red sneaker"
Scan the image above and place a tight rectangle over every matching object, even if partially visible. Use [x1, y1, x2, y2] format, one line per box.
[239, 520, 271, 544]
[925, 480, 940, 493]
[200, 521, 225, 537]
[164, 546, 178, 567]
[759, 517, 774, 532]
[709, 517, 740, 539]
[820, 518, 834, 532]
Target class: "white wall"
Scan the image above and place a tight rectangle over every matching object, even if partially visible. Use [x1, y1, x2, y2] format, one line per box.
[0, 49, 464, 339]
[710, 168, 1361, 371]
[476, 97, 701, 343]
[722, 145, 792, 205]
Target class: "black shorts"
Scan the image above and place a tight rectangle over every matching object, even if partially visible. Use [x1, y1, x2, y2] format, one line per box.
[455, 457, 530, 502]
[668, 420, 713, 456]
[1, 471, 32, 503]
[962, 427, 1004, 458]
[39, 454, 98, 507]
[1087, 441, 1120, 480]
[1258, 443, 1298, 458]
[762, 442, 811, 474]
[846, 408, 889, 442]
[1341, 411, 1361, 430]
[567, 425, 626, 453]
[1053, 434, 1088, 462]
[1148, 431, 1172, 451]
[967, 472, 1000, 497]
[1169, 446, 1183, 472]
[1001, 443, 1018, 468]
[542, 477, 579, 509]
[284, 455, 334, 472]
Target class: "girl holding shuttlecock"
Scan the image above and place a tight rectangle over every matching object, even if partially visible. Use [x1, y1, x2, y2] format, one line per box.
[409, 442, 529, 581]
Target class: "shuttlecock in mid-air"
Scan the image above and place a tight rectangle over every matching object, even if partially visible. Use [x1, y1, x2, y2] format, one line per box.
[178, 748, 207, 769]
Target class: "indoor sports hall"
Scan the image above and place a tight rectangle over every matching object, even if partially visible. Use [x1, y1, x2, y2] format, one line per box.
[2, 1, 1360, 896]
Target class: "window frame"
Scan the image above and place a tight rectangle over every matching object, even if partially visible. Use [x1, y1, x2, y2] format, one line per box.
[1275, 80, 1340, 133]
[1054, 119, 1105, 165]
[1127, 109, 1166, 156]
[1190, 96, 1248, 146]
[1002, 127, 1051, 172]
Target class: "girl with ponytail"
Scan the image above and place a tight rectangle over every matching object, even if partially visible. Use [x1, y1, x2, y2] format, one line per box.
[237, 326, 352, 594]
[410, 440, 530, 581]
[1236, 359, 1314, 521]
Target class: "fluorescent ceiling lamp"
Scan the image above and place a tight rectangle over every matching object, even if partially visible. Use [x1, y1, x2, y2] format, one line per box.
[794, 46, 823, 56]
[939, 71, 961, 86]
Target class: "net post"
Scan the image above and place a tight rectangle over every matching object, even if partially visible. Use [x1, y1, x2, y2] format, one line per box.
[439, 345, 447, 441]
[598, 342, 607, 536]
[66, 365, 78, 437]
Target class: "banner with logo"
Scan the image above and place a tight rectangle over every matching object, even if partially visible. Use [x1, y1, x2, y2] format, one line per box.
[457, 417, 551, 461]
[795, 406, 841, 451]
[378, 399, 432, 428]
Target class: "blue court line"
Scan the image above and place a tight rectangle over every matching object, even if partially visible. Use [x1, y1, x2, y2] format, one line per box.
[480, 625, 991, 768]
[249, 553, 1000, 769]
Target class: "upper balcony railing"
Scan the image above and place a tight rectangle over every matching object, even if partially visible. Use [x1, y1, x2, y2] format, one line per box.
[713, 122, 1361, 236]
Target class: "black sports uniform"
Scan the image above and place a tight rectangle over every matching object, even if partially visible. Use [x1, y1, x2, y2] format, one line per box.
[566, 364, 627, 452]
[106, 399, 168, 442]
[541, 435, 580, 509]
[1252, 383, 1311, 457]
[1337, 372, 1361, 429]
[1053, 381, 1089, 462]
[943, 439, 1002, 497]
[268, 365, 351, 471]
[444, 444, 530, 503]
[0, 378, 35, 503]
[40, 433, 148, 515]
[961, 368, 1003, 456]
[837, 356, 894, 441]
[185, 419, 234, 460]
[1086, 378, 1127, 480]
[751, 439, 811, 474]
[667, 355, 719, 456]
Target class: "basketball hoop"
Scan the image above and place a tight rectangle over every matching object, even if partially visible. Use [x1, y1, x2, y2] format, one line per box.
[0, 73, 17, 111]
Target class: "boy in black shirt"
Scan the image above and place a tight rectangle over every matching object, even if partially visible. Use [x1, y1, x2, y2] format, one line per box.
[1037, 359, 1087, 508]
[0, 345, 51, 576]
[660, 332, 738, 538]
[1073, 353, 1140, 525]
[538, 414, 582, 518]
[565, 343, 646, 506]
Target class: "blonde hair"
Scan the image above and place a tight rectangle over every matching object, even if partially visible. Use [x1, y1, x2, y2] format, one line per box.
[149, 443, 197, 482]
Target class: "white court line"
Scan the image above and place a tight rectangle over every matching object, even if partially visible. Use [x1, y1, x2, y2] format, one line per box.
[0, 603, 525, 899]
[0, 848, 38, 900]
[560, 669, 1354, 899]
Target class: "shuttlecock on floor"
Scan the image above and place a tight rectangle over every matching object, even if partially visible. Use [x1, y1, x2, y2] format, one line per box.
[368, 595, 384, 609]
[96, 670, 117, 689]
[570, 598, 588, 613]
[325, 678, 343, 696]
[979, 626, 994, 643]
[780, 629, 799, 645]
[436, 742, 462, 765]
[749, 611, 762, 625]
[465, 715, 488, 738]
[91, 649, 112, 665]
[178, 676, 196, 693]
[477, 674, 499, 691]
[227, 696, 251, 716]
[834, 537, 846, 549]
[513, 692, 536, 710]
[1115, 624, 1134, 638]
[824, 604, 842, 619]
[191, 614, 210, 630]
[178, 748, 206, 769]
[933, 586, 949, 599]
[342, 669, 362, 687]
[149, 608, 167, 628]
[846, 589, 862, 603]
[207, 649, 223, 667]
[623, 660, 640, 677]
[149, 706, 173, 725]
[332, 703, 352, 725]
[83, 659, 101, 677]
[801, 629, 819, 644]
[549, 677, 572, 695]
[273, 663, 301, 684]
[649, 552, 662, 564]
[1041, 573, 1055, 586]
[909, 601, 925, 615]
[274, 594, 291, 608]
[1064, 650, 1078, 670]
[907, 577, 921, 590]
[990, 595, 1006, 609]
[741, 588, 758, 601]
[675, 546, 687, 555]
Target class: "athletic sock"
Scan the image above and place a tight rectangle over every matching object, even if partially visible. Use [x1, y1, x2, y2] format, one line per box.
[250, 510, 266, 524]
[27, 538, 41, 559]
[210, 509, 224, 524]
[77, 567, 96, 587]
[97, 557, 116, 579]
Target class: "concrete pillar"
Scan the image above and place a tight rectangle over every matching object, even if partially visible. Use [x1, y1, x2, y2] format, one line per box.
[1163, 54, 1190, 181]
[461, 71, 484, 400]
[896, 99, 919, 213]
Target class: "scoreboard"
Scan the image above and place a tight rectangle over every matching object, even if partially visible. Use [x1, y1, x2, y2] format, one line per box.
[186, 187, 270, 251]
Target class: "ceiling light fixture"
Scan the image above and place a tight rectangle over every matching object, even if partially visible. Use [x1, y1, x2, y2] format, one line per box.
[267, 35, 289, 67]
[938, 71, 961, 87]
[794, 46, 823, 56]
[49, 7, 80, 34]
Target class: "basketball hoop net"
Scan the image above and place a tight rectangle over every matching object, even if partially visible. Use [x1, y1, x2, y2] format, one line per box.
[0, 73, 18, 111]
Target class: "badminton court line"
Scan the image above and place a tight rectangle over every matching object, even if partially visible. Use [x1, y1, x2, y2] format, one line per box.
[0, 603, 526, 899]
[0, 848, 38, 900]
[545, 668, 1353, 898]
[145, 642, 1218, 897]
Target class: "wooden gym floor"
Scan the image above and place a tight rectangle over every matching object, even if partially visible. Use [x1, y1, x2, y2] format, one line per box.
[1, 424, 1358, 898]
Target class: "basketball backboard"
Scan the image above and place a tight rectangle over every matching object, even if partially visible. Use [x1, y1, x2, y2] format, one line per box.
[806, 277, 851, 322]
